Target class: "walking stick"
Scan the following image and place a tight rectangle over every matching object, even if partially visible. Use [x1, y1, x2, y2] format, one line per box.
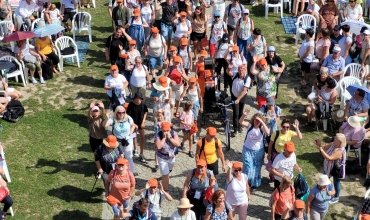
[88, 173, 101, 199]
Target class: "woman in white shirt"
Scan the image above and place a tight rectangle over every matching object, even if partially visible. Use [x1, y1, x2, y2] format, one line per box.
[225, 160, 250, 220]
[215, 34, 231, 91]
[343, 0, 363, 21]
[140, 0, 154, 39]
[130, 56, 151, 100]
[173, 11, 192, 47]
[170, 198, 196, 220]
[238, 111, 269, 188]
[104, 64, 129, 103]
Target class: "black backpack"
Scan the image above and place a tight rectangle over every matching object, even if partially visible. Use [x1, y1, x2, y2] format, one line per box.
[3, 100, 25, 122]
[41, 58, 53, 80]
[110, 89, 123, 112]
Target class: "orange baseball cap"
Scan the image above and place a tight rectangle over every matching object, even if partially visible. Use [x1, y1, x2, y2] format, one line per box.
[196, 159, 207, 167]
[151, 27, 159, 33]
[232, 45, 239, 52]
[129, 39, 136, 45]
[189, 77, 196, 83]
[158, 76, 168, 87]
[161, 122, 171, 131]
[133, 8, 140, 16]
[232, 162, 242, 169]
[148, 178, 158, 187]
[284, 141, 296, 152]
[257, 58, 267, 66]
[207, 127, 217, 136]
[200, 50, 207, 57]
[116, 158, 128, 165]
[120, 53, 129, 59]
[169, 46, 177, 51]
[110, 64, 118, 71]
[116, 0, 123, 3]
[180, 11, 187, 17]
[180, 38, 188, 46]
[294, 200, 305, 209]
[173, 56, 181, 63]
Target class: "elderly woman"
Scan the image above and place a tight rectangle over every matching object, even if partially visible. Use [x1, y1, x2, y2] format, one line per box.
[170, 198, 196, 220]
[151, 76, 172, 121]
[173, 11, 192, 47]
[250, 58, 279, 109]
[155, 122, 180, 192]
[308, 67, 330, 102]
[317, 0, 339, 38]
[182, 159, 216, 220]
[103, 106, 136, 173]
[122, 36, 141, 81]
[224, 46, 247, 93]
[125, 8, 149, 50]
[306, 174, 335, 220]
[271, 176, 295, 220]
[339, 116, 366, 149]
[104, 64, 128, 110]
[145, 27, 167, 77]
[87, 101, 106, 153]
[306, 77, 337, 125]
[0, 0, 11, 21]
[129, 56, 151, 99]
[315, 133, 347, 204]
[94, 135, 124, 185]
[204, 189, 233, 220]
[35, 36, 60, 73]
[338, 24, 353, 65]
[238, 111, 269, 187]
[225, 160, 250, 220]
[344, 88, 369, 122]
[343, 0, 363, 21]
[14, 39, 45, 84]
[106, 158, 135, 219]
[316, 29, 331, 67]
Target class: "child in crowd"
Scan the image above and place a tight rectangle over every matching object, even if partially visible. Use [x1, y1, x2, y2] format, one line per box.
[153, 109, 165, 172]
[179, 101, 194, 158]
[48, 4, 62, 25]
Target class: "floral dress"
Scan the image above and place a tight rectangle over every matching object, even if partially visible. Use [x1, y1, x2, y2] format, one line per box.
[256, 68, 277, 98]
[151, 88, 172, 122]
[206, 202, 232, 220]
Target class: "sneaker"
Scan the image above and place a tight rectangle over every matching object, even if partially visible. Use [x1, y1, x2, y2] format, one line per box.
[193, 134, 198, 144]
[139, 154, 146, 162]
[329, 197, 339, 204]
[179, 143, 185, 151]
[156, 69, 163, 76]
[252, 2, 258, 6]
[189, 151, 194, 158]
[238, 127, 243, 133]
[133, 149, 139, 157]
[40, 77, 45, 84]
[31, 77, 37, 84]
[154, 164, 159, 172]
[231, 131, 238, 137]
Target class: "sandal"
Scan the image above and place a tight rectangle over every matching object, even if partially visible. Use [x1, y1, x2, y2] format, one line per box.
[300, 80, 307, 85]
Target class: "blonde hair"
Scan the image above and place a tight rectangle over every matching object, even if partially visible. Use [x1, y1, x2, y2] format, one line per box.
[280, 176, 292, 190]
[50, 3, 56, 10]
[114, 106, 128, 122]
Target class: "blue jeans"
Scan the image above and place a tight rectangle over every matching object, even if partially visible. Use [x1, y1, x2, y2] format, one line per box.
[111, 199, 131, 215]
[333, 176, 341, 198]
[160, 22, 174, 41]
[237, 37, 248, 58]
[148, 55, 164, 69]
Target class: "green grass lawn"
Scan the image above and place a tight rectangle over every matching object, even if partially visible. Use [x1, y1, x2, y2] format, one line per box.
[1, 1, 367, 219]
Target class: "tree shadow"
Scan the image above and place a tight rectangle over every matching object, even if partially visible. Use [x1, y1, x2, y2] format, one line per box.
[66, 75, 105, 89]
[75, 91, 107, 100]
[78, 143, 94, 153]
[296, 152, 323, 173]
[53, 210, 101, 220]
[63, 113, 88, 128]
[48, 185, 102, 203]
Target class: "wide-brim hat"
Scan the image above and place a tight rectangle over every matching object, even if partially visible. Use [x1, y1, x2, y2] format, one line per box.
[348, 116, 362, 128]
[317, 174, 331, 186]
[177, 198, 194, 209]
[334, 110, 345, 123]
[153, 77, 170, 91]
[103, 135, 119, 148]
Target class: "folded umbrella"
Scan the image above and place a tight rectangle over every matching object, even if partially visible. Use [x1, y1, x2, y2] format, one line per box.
[0, 61, 15, 70]
[2, 31, 36, 42]
[33, 24, 65, 38]
[346, 84, 370, 104]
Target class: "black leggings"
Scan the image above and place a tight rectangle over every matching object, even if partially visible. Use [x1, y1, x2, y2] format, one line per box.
[1, 195, 13, 213]
[215, 58, 228, 90]
[231, 93, 245, 131]
[89, 136, 103, 153]
[46, 52, 60, 66]
[187, 191, 206, 219]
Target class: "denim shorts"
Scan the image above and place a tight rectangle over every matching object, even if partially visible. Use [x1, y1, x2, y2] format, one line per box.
[111, 199, 131, 215]
[160, 22, 174, 41]
[148, 55, 164, 69]
[182, 129, 190, 133]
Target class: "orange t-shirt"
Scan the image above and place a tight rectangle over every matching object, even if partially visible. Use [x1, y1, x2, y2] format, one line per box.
[108, 170, 135, 201]
[196, 61, 205, 96]
[272, 186, 295, 215]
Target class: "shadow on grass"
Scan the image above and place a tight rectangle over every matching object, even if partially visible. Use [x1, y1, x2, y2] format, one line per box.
[63, 113, 89, 128]
[48, 185, 102, 203]
[66, 75, 105, 89]
[78, 143, 94, 153]
[53, 210, 100, 220]
[29, 158, 96, 177]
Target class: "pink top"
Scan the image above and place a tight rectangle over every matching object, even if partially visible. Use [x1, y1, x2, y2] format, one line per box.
[315, 38, 331, 59]
[341, 122, 366, 148]
[180, 110, 193, 130]
[356, 35, 363, 48]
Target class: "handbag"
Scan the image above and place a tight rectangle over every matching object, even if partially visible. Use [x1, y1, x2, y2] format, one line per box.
[121, 138, 129, 147]
[330, 158, 345, 179]
[0, 186, 9, 201]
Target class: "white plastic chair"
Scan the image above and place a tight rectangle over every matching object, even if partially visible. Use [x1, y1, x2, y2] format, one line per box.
[1, 147, 14, 216]
[55, 36, 80, 71]
[295, 14, 316, 44]
[72, 12, 92, 43]
[30, 18, 41, 31]
[343, 63, 366, 85]
[337, 76, 361, 109]
[265, 0, 283, 19]
[0, 21, 15, 51]
[347, 141, 364, 166]
[0, 56, 27, 87]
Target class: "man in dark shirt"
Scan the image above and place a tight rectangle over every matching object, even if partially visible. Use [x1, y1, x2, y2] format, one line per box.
[111, 0, 130, 30]
[105, 27, 127, 64]
[155, 0, 178, 48]
[329, 24, 343, 54]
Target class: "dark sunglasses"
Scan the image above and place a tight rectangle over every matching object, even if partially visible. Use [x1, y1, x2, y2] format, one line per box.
[349, 1, 354, 2]
[234, 169, 242, 172]
[327, 0, 334, 2]
[244, 13, 249, 15]
[282, 126, 290, 129]
[214, 16, 220, 18]
[117, 164, 125, 167]
[117, 112, 126, 114]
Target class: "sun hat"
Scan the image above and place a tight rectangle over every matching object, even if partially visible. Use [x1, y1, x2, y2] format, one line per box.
[107, 195, 121, 206]
[364, 30, 370, 35]
[91, 106, 99, 111]
[333, 46, 341, 52]
[177, 198, 194, 209]
[153, 76, 170, 91]
[129, 39, 136, 45]
[232, 162, 242, 169]
[180, 38, 188, 46]
[334, 109, 345, 122]
[257, 58, 267, 66]
[116, 158, 128, 165]
[180, 11, 187, 16]
[189, 77, 196, 83]
[173, 56, 181, 63]
[232, 45, 239, 52]
[267, 46, 276, 52]
[103, 135, 119, 148]
[161, 121, 171, 131]
[200, 50, 207, 57]
[133, 92, 143, 100]
[151, 27, 159, 34]
[133, 8, 140, 16]
[169, 46, 177, 51]
[266, 97, 275, 105]
[335, 133, 347, 147]
[284, 141, 296, 152]
[294, 200, 305, 209]
[207, 127, 217, 136]
[243, 9, 249, 14]
[110, 64, 118, 71]
[214, 11, 221, 17]
[317, 174, 331, 186]
[348, 116, 361, 128]
[196, 159, 207, 166]
[148, 178, 158, 187]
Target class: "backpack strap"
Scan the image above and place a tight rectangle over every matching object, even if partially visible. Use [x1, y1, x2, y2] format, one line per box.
[244, 125, 263, 142]
[199, 138, 207, 164]
[272, 130, 279, 152]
